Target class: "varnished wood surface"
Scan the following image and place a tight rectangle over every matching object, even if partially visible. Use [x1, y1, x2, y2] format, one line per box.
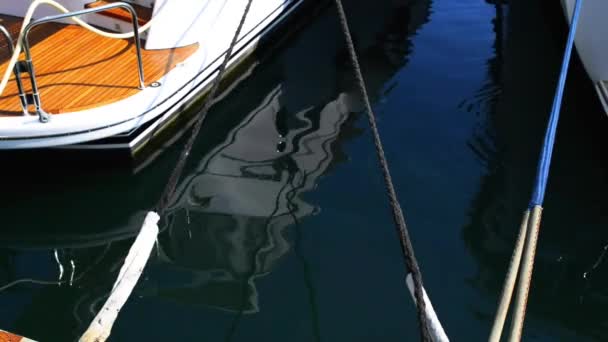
[0, 15, 198, 116]
[85, 0, 153, 26]
[0, 329, 29, 342]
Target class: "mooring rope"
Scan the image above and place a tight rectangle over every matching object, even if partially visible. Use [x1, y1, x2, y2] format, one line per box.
[155, 0, 254, 216]
[488, 0, 583, 341]
[333, 1, 437, 341]
[78, 3, 254, 341]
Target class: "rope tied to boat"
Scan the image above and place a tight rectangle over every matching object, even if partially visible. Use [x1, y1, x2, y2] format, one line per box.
[155, 0, 253, 216]
[333, 1, 447, 341]
[488, 0, 583, 341]
[79, 2, 254, 341]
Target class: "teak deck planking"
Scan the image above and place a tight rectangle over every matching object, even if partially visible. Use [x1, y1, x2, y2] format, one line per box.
[0, 14, 198, 116]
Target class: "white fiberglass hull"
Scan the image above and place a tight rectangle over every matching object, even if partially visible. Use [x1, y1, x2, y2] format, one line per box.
[561, 0, 608, 113]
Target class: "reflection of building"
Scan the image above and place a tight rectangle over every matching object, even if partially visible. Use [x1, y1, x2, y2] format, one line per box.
[149, 86, 359, 313]
[141, 0, 433, 314]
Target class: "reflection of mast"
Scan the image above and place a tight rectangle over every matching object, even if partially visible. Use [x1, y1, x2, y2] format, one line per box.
[461, 0, 514, 293]
[464, 0, 506, 160]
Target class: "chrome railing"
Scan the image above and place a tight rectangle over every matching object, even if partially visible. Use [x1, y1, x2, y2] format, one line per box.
[0, 24, 14, 54]
[19, 2, 146, 122]
[0, 24, 30, 116]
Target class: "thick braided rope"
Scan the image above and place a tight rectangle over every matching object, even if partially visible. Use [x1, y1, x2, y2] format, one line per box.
[156, 0, 254, 215]
[333, 1, 431, 340]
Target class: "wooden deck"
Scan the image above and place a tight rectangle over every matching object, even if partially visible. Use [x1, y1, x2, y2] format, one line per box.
[0, 329, 36, 341]
[0, 15, 198, 116]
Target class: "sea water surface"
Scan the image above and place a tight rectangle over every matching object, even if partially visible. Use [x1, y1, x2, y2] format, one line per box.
[1, 0, 608, 340]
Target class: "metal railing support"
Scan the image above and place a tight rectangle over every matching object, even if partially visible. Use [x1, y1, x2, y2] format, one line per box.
[0, 25, 14, 53]
[0, 25, 32, 117]
[20, 2, 146, 122]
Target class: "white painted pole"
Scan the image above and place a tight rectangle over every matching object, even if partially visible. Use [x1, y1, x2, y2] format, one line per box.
[488, 210, 530, 342]
[80, 212, 160, 342]
[508, 205, 543, 342]
[406, 273, 449, 342]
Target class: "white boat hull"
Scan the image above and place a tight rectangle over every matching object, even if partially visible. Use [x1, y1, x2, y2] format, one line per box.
[0, 0, 303, 151]
[561, 0, 608, 113]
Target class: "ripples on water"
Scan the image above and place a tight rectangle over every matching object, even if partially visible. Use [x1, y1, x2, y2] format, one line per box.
[1, 0, 608, 340]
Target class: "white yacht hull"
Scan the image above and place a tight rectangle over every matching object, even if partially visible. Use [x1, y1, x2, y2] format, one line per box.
[561, 0, 608, 113]
[0, 0, 303, 151]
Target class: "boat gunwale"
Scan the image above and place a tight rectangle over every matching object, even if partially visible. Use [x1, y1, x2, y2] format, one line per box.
[0, 0, 299, 148]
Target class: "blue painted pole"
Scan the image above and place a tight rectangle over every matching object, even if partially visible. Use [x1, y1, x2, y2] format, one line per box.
[529, 0, 584, 207]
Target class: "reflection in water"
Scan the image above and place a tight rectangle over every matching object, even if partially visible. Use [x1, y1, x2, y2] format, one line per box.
[146, 0, 431, 320]
[0, 0, 431, 340]
[152, 86, 358, 314]
[5, 0, 606, 340]
[0, 241, 138, 340]
[462, 0, 508, 289]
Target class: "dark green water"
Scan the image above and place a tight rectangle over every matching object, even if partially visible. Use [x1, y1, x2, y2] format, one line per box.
[1, 0, 608, 340]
